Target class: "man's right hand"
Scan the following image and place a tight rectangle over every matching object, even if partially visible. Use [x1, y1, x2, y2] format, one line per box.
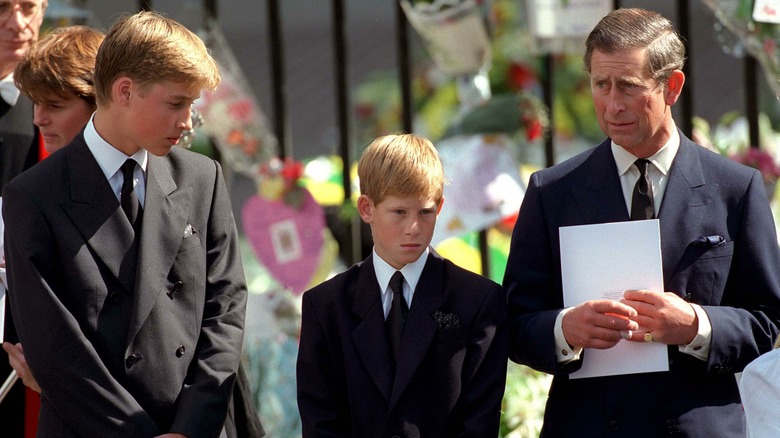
[562, 300, 639, 350]
[2, 342, 40, 393]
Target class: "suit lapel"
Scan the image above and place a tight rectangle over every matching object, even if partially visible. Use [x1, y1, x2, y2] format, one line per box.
[350, 256, 395, 403]
[388, 251, 444, 410]
[126, 154, 192, 345]
[657, 134, 709, 285]
[61, 137, 137, 293]
[571, 141, 630, 225]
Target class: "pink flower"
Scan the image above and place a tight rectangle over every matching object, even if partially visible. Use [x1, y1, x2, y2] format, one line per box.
[228, 99, 255, 123]
[730, 148, 780, 183]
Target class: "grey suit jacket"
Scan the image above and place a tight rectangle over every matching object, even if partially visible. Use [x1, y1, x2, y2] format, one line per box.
[2, 134, 247, 438]
[503, 133, 780, 437]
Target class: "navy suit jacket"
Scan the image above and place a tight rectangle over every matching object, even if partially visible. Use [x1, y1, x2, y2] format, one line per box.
[503, 133, 780, 437]
[2, 135, 247, 437]
[297, 250, 508, 438]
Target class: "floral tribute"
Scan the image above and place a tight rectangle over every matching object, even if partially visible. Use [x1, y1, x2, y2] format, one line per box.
[703, 0, 780, 97]
[731, 147, 780, 183]
[193, 20, 277, 177]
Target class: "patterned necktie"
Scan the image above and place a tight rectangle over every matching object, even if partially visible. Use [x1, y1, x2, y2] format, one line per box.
[386, 271, 408, 365]
[120, 159, 140, 226]
[631, 159, 655, 220]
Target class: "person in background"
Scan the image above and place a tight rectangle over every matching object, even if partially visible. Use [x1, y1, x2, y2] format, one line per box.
[0, 2, 46, 436]
[503, 8, 780, 437]
[739, 336, 780, 437]
[3, 24, 104, 399]
[0, 0, 45, 189]
[297, 133, 508, 437]
[3, 11, 246, 436]
[13, 25, 103, 154]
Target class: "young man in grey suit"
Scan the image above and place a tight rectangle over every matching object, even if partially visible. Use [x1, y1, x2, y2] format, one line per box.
[503, 8, 780, 437]
[2, 11, 247, 437]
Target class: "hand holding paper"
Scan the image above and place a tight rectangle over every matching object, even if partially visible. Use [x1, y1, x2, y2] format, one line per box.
[561, 299, 639, 350]
[621, 289, 698, 345]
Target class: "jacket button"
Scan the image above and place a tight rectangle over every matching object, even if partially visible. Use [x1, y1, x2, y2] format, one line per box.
[608, 420, 619, 430]
[168, 281, 184, 299]
[683, 293, 692, 302]
[125, 354, 141, 368]
[176, 345, 185, 357]
[108, 292, 119, 303]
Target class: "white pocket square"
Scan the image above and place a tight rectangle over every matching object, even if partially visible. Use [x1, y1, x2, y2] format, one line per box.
[183, 224, 197, 238]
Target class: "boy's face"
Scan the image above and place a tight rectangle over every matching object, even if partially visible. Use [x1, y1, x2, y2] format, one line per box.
[358, 193, 443, 270]
[33, 93, 93, 153]
[122, 79, 198, 156]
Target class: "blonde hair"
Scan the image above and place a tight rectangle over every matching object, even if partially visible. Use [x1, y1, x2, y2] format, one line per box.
[15, 25, 104, 108]
[357, 134, 444, 205]
[94, 11, 220, 107]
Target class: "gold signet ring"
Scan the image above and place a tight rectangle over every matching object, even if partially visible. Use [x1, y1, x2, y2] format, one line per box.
[643, 332, 654, 343]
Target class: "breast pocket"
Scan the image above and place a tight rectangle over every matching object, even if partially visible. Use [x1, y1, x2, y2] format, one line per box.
[675, 241, 734, 305]
[178, 233, 202, 253]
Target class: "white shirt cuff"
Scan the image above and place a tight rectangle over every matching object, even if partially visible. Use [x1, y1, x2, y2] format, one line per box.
[678, 303, 711, 361]
[555, 307, 583, 363]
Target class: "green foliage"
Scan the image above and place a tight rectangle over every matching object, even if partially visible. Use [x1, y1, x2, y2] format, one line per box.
[500, 362, 551, 437]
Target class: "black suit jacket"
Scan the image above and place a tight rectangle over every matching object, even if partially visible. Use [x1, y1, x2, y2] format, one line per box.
[503, 133, 780, 437]
[0, 94, 37, 438]
[297, 250, 508, 438]
[2, 135, 247, 437]
[0, 95, 37, 193]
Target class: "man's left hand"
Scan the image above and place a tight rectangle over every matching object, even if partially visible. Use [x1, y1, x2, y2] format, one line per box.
[621, 290, 698, 345]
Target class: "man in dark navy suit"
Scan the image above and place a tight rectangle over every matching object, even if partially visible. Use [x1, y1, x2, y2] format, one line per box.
[504, 8, 780, 437]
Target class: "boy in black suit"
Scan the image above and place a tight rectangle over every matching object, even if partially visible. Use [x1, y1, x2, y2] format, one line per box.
[296, 133, 508, 437]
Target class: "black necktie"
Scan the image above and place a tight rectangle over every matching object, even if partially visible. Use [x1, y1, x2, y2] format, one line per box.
[631, 159, 655, 220]
[120, 159, 140, 226]
[386, 271, 408, 364]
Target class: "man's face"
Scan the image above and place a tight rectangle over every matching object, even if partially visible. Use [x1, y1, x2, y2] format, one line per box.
[0, 0, 45, 77]
[33, 93, 93, 153]
[123, 80, 198, 157]
[589, 47, 681, 158]
[358, 194, 443, 270]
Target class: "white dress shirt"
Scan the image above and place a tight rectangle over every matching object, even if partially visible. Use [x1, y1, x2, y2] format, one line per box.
[0, 73, 20, 106]
[739, 348, 780, 437]
[373, 248, 428, 319]
[84, 114, 148, 207]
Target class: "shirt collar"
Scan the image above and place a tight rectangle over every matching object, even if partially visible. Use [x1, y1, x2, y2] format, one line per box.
[373, 247, 429, 294]
[0, 74, 20, 106]
[84, 113, 148, 180]
[611, 127, 679, 177]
